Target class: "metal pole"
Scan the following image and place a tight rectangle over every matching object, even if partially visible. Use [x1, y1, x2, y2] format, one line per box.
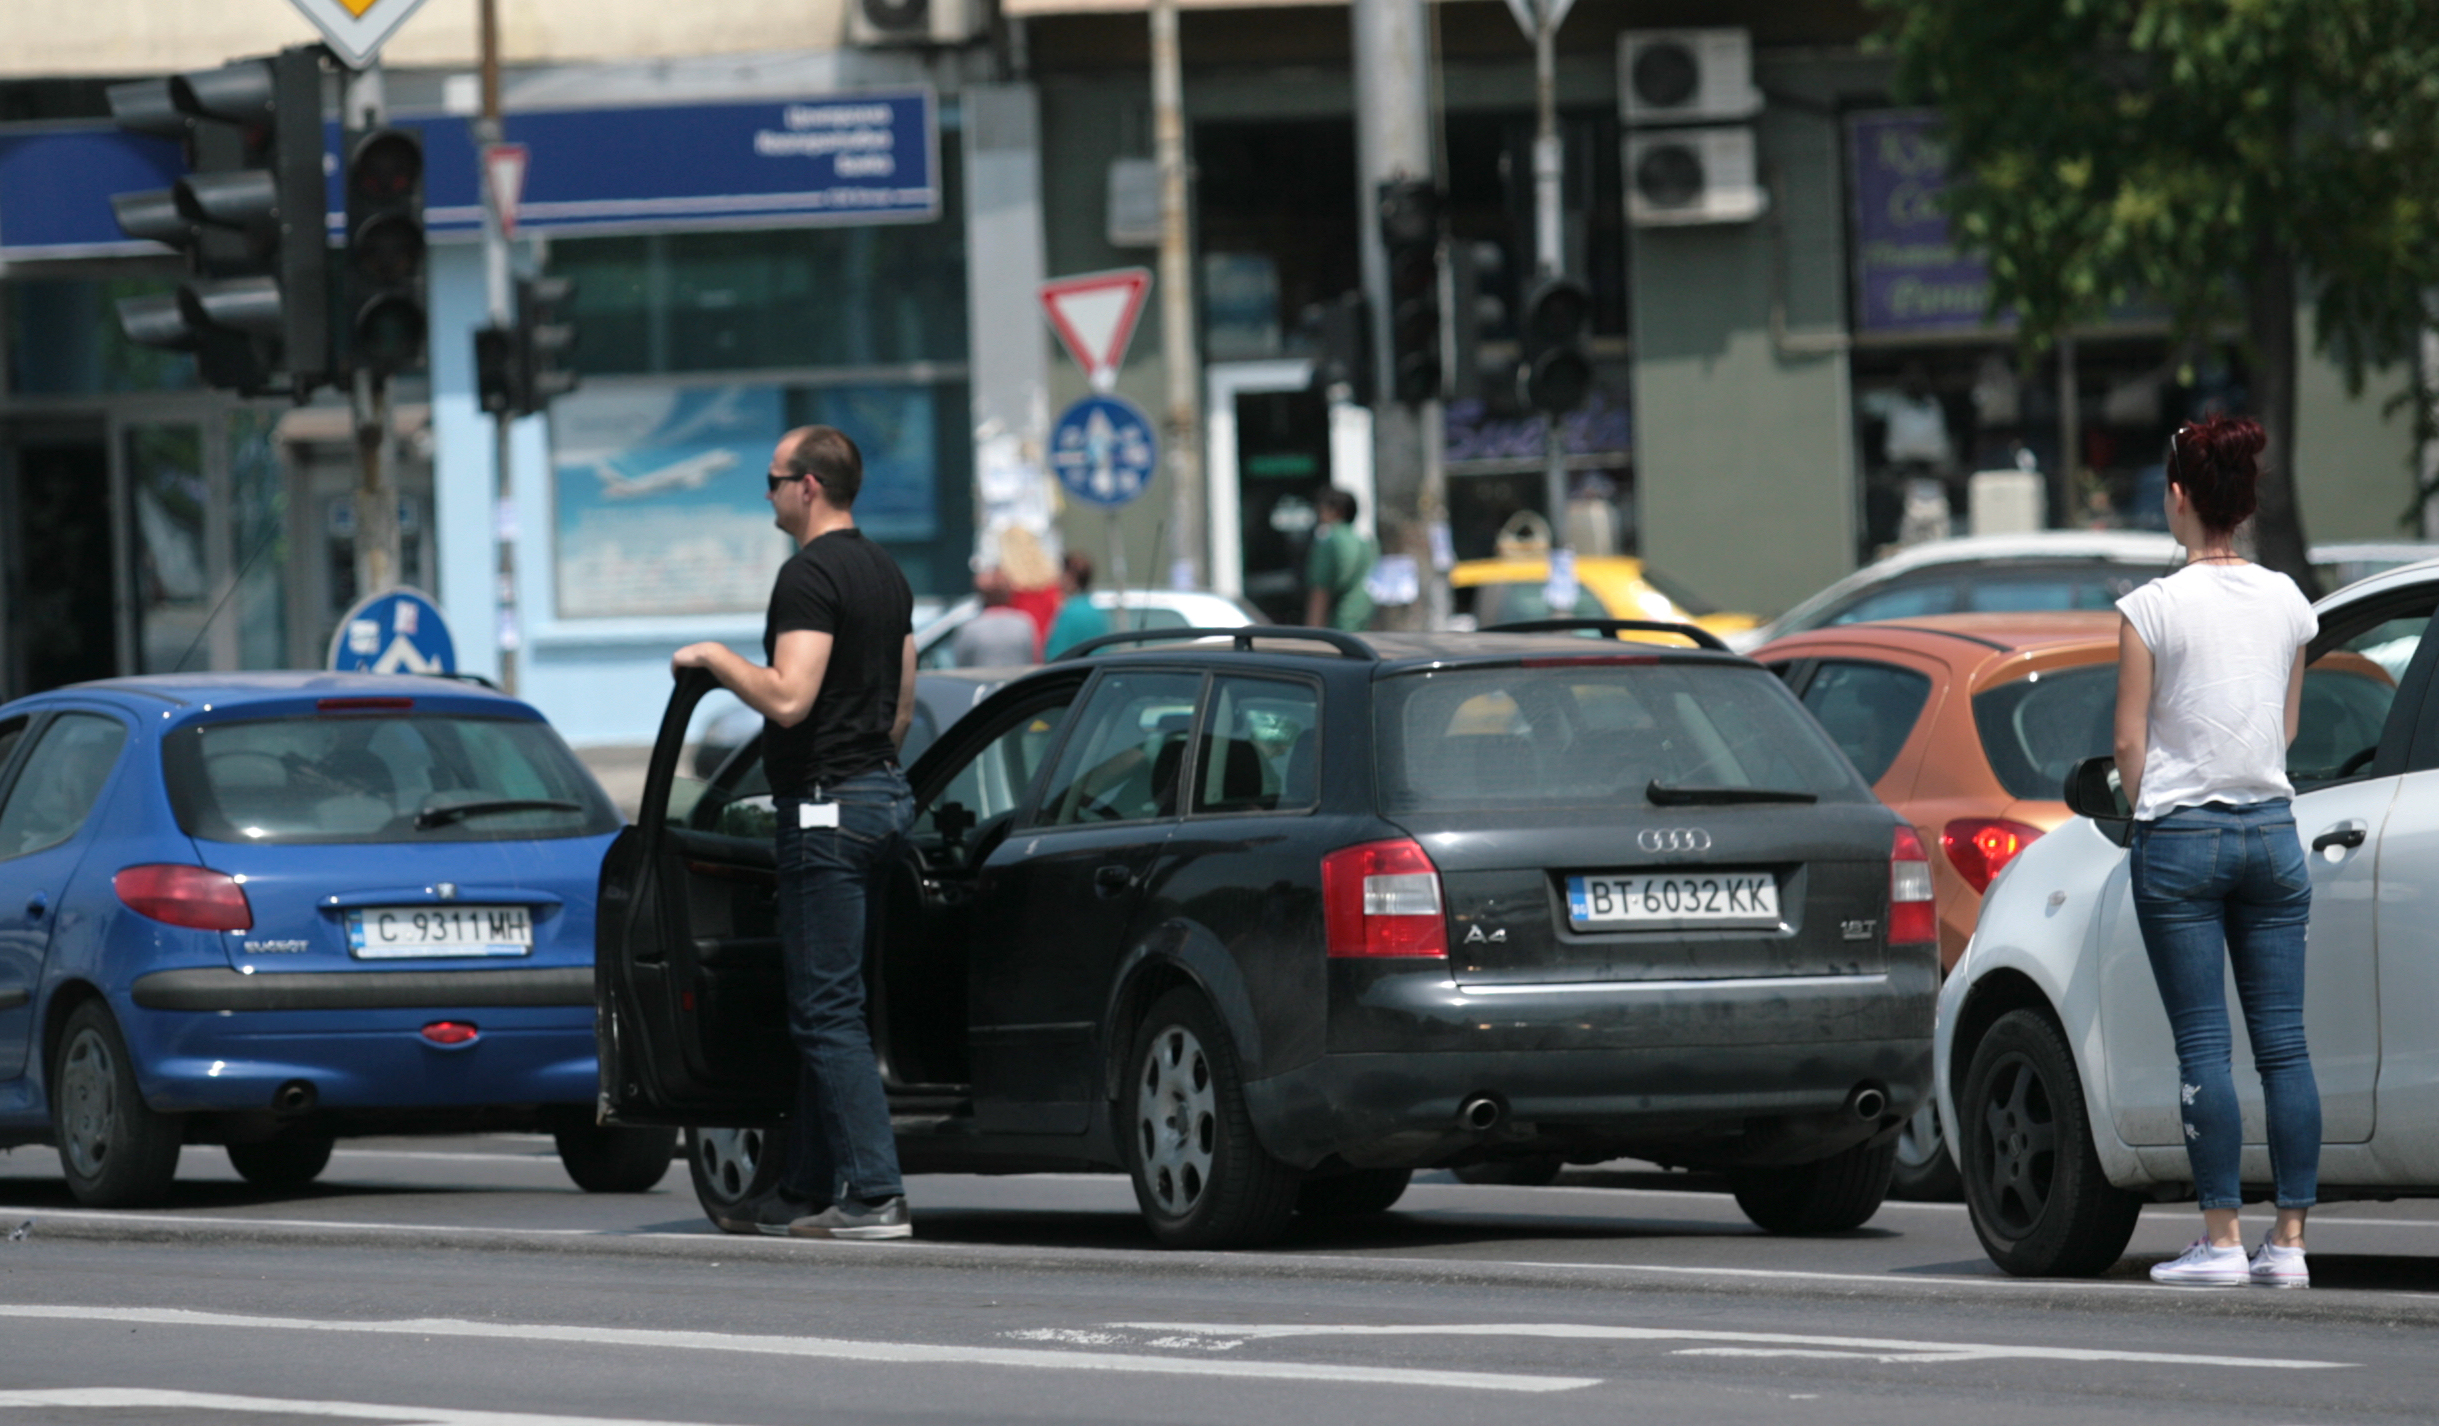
[1150, 0, 1203, 589]
[1532, 14, 1567, 551]
[477, 0, 519, 691]
[345, 62, 400, 599]
[1353, 0, 1436, 628]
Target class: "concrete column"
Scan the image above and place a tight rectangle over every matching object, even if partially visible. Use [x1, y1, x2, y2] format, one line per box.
[962, 84, 1053, 573]
[1352, 0, 1435, 623]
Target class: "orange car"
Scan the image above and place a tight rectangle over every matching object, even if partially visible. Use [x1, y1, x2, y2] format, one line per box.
[1755, 610, 2396, 1196]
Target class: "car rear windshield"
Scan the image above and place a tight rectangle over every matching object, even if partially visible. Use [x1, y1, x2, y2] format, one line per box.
[1973, 665, 2117, 801]
[1373, 661, 1860, 813]
[163, 713, 620, 845]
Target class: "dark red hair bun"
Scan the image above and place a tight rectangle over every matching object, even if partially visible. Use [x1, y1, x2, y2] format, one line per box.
[2168, 415, 2265, 534]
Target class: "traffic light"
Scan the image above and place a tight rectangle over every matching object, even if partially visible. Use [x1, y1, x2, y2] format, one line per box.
[1376, 178, 1442, 406]
[343, 125, 427, 376]
[1445, 240, 1507, 406]
[104, 47, 332, 395]
[1517, 273, 1592, 415]
[473, 276, 581, 419]
[1303, 291, 1371, 406]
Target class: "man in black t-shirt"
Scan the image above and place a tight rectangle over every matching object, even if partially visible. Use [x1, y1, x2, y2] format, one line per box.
[672, 425, 917, 1240]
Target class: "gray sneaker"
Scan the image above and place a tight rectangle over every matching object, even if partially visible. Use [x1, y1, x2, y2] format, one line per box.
[787, 1196, 912, 1240]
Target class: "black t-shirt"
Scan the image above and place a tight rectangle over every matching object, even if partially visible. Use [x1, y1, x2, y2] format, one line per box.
[761, 528, 914, 796]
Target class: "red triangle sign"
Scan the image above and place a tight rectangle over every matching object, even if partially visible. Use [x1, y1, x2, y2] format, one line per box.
[484, 143, 529, 238]
[1040, 268, 1152, 392]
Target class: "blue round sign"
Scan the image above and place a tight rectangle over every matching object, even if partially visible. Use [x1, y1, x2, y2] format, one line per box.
[327, 588, 457, 676]
[1050, 395, 1158, 508]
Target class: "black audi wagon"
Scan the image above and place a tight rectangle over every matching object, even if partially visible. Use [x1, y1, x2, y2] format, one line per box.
[595, 624, 1938, 1246]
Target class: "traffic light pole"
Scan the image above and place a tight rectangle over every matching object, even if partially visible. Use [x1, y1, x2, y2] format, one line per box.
[345, 62, 404, 600]
[1149, 0, 1203, 590]
[478, 0, 519, 694]
[1353, 0, 1440, 629]
[1525, 0, 1574, 552]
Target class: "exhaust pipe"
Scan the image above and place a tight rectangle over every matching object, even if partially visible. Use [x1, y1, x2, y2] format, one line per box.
[1847, 1084, 1887, 1122]
[1458, 1095, 1503, 1131]
[274, 1079, 318, 1114]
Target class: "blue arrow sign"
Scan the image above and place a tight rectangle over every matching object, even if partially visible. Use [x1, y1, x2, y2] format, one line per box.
[328, 588, 457, 675]
[1049, 395, 1158, 509]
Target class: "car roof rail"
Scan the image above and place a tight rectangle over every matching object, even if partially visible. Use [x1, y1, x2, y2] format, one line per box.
[1053, 625, 1378, 662]
[1484, 618, 1731, 653]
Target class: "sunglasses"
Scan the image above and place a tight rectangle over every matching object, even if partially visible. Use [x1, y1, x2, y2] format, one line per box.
[767, 470, 809, 493]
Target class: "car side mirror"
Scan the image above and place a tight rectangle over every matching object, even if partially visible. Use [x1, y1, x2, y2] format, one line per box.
[2064, 755, 2134, 847]
[934, 799, 976, 851]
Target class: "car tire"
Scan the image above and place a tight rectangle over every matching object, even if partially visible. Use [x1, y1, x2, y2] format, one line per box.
[684, 1125, 780, 1223]
[1959, 1008, 2143, 1277]
[1452, 1155, 1565, 1187]
[555, 1123, 678, 1193]
[1124, 988, 1300, 1249]
[1295, 1168, 1412, 1218]
[1731, 1139, 1895, 1234]
[225, 1136, 334, 1189]
[51, 1001, 181, 1207]
[1889, 1101, 1963, 1201]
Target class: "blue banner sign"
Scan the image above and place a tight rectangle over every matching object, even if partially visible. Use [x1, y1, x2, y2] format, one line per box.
[0, 90, 938, 260]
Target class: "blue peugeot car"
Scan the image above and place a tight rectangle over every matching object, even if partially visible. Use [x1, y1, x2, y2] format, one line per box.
[0, 672, 674, 1205]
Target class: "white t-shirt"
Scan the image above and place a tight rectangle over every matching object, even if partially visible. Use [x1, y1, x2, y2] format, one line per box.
[2117, 562, 2318, 821]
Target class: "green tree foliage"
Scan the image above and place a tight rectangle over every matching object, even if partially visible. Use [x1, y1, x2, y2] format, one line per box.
[1876, 0, 2439, 588]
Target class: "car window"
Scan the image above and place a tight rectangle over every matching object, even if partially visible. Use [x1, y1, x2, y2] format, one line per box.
[1965, 578, 2125, 613]
[1973, 666, 2117, 801]
[163, 713, 617, 844]
[1192, 677, 1321, 815]
[1034, 670, 1203, 827]
[915, 694, 1077, 840]
[1826, 581, 1957, 626]
[0, 716, 29, 786]
[0, 713, 127, 859]
[1470, 581, 1609, 626]
[1799, 660, 1932, 786]
[690, 738, 773, 837]
[1374, 663, 1859, 813]
[2291, 609, 2427, 784]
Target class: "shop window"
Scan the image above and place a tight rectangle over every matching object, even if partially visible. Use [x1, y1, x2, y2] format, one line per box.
[7, 277, 201, 396]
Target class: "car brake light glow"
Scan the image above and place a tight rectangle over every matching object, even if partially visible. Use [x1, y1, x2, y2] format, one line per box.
[115, 864, 253, 932]
[1942, 817, 2045, 894]
[1321, 838, 1448, 959]
[1889, 825, 1936, 946]
[421, 1021, 479, 1045]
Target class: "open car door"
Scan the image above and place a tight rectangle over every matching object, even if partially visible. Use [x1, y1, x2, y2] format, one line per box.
[597, 669, 793, 1126]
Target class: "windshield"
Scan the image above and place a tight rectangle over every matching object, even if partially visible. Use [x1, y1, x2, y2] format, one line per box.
[1373, 662, 1861, 813]
[164, 713, 620, 845]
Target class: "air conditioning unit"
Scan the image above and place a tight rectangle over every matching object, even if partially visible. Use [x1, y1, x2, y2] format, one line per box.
[1619, 28, 1762, 126]
[846, 0, 984, 47]
[1624, 127, 1769, 227]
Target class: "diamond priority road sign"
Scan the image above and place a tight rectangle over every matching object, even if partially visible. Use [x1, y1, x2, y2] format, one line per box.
[287, 0, 438, 71]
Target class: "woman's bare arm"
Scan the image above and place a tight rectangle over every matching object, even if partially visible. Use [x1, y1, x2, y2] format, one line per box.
[2284, 647, 2307, 747]
[2114, 616, 2153, 813]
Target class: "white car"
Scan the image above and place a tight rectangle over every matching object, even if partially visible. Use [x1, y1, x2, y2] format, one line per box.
[1935, 557, 2439, 1275]
[914, 588, 1267, 669]
[1728, 532, 2181, 653]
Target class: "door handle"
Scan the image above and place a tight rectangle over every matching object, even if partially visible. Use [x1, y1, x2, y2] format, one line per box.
[2310, 827, 2367, 853]
[1093, 864, 1134, 897]
[23, 893, 45, 920]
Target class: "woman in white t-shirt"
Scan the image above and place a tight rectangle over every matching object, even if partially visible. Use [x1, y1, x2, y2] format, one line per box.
[2113, 416, 2320, 1288]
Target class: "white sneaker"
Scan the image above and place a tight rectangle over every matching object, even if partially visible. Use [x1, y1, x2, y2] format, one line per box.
[2249, 1237, 2309, 1289]
[2149, 1239, 2250, 1286]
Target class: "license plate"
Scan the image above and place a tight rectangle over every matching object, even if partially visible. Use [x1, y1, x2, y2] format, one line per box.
[1566, 872, 1779, 928]
[347, 905, 533, 959]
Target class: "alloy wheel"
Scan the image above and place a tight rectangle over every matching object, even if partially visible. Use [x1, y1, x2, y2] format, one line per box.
[1135, 1024, 1217, 1218]
[693, 1127, 766, 1204]
[58, 1027, 118, 1181]
[1977, 1050, 2058, 1236]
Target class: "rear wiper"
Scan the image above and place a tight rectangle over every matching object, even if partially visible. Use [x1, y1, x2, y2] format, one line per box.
[1647, 780, 1818, 807]
[415, 798, 583, 830]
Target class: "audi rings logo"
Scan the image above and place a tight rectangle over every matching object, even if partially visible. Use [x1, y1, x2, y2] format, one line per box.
[1638, 827, 1712, 853]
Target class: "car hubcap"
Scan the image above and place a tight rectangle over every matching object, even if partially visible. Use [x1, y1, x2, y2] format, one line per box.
[1896, 1101, 1944, 1170]
[1136, 1025, 1216, 1218]
[1978, 1053, 2057, 1236]
[694, 1127, 765, 1204]
[59, 1028, 117, 1180]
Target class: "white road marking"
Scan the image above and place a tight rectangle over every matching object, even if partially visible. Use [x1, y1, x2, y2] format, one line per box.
[0, 1307, 1596, 1394]
[1109, 1321, 2355, 1371]
[0, 1206, 599, 1235]
[1428, 1182, 2439, 1229]
[0, 1387, 716, 1425]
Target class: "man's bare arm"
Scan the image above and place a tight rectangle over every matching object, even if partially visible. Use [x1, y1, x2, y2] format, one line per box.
[891, 635, 917, 751]
[672, 630, 833, 727]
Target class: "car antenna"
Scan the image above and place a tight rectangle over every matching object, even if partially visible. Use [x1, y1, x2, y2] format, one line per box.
[171, 520, 286, 673]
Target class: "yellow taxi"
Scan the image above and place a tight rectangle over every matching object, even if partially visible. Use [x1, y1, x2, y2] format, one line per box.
[1449, 555, 1759, 641]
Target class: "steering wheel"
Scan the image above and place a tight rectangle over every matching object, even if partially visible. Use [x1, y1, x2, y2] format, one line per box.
[2337, 745, 2377, 777]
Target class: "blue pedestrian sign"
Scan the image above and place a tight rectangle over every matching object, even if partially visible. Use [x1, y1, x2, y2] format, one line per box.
[1050, 395, 1158, 508]
[328, 588, 457, 675]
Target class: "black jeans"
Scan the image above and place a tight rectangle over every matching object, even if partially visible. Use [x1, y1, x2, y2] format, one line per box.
[773, 767, 914, 1204]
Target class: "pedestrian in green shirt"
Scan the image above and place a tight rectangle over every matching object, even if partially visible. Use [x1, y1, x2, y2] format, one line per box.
[1043, 551, 1112, 658]
[1304, 488, 1377, 631]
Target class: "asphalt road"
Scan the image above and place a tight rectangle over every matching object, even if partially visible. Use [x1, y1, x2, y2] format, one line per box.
[4, 1137, 2439, 1425]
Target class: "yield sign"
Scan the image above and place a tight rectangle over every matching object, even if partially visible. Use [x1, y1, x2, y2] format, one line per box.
[484, 144, 530, 238]
[1039, 268, 1152, 393]
[287, 0, 438, 71]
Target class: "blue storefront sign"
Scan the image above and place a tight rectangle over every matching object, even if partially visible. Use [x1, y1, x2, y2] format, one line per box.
[328, 588, 457, 675]
[0, 90, 938, 260]
[1050, 396, 1158, 509]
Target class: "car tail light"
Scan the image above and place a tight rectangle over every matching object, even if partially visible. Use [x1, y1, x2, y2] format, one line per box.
[1942, 817, 2045, 894]
[1889, 826, 1936, 947]
[1321, 838, 1448, 960]
[421, 1021, 479, 1045]
[115, 864, 253, 932]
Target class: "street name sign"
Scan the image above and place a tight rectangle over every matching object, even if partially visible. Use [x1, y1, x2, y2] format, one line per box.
[1050, 395, 1158, 508]
[1040, 268, 1152, 393]
[287, 0, 438, 71]
[328, 588, 458, 675]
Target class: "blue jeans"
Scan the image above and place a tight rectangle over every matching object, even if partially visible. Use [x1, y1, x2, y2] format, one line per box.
[2130, 800, 2319, 1211]
[774, 767, 914, 1204]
